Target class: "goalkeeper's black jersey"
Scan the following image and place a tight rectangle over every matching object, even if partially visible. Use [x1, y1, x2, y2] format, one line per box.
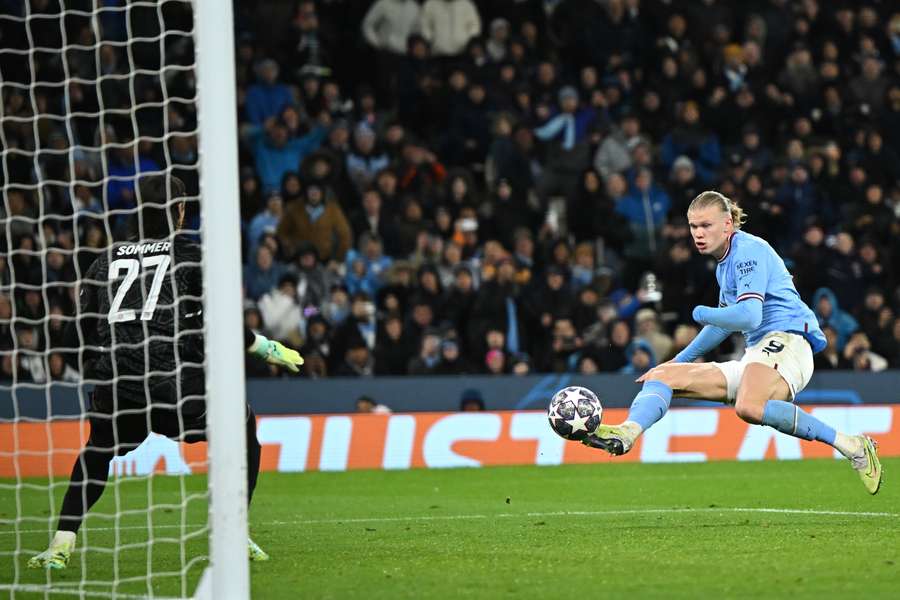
[74, 235, 205, 398]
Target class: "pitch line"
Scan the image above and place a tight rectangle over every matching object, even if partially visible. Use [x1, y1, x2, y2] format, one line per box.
[1, 507, 897, 537]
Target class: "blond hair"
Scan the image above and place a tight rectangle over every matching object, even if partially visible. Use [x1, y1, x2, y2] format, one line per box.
[687, 190, 747, 229]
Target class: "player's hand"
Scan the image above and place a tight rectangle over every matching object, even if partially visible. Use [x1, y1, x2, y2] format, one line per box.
[249, 334, 304, 373]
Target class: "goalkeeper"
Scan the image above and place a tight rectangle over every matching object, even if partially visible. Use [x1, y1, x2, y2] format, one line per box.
[29, 175, 303, 570]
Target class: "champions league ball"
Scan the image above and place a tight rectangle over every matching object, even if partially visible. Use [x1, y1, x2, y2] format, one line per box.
[547, 386, 603, 441]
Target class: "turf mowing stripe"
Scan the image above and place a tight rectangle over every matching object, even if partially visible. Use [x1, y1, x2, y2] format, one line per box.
[0, 583, 184, 599]
[1, 507, 897, 537]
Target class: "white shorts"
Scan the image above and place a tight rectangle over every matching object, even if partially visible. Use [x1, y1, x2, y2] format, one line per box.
[712, 331, 814, 404]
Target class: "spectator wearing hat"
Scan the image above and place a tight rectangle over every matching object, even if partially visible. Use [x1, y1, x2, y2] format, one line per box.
[258, 273, 304, 347]
[434, 335, 472, 375]
[619, 337, 657, 376]
[813, 287, 859, 353]
[486, 18, 511, 63]
[534, 85, 600, 202]
[666, 155, 700, 215]
[277, 181, 352, 263]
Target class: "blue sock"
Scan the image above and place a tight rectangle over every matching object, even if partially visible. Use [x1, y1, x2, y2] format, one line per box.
[761, 400, 836, 445]
[626, 380, 673, 431]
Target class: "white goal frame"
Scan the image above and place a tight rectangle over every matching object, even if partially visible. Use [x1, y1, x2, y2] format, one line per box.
[193, 0, 249, 598]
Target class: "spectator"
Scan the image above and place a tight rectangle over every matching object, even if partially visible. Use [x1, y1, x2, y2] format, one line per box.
[597, 319, 631, 372]
[245, 59, 293, 126]
[300, 314, 333, 372]
[374, 312, 416, 375]
[243, 245, 285, 302]
[331, 292, 377, 372]
[245, 115, 328, 193]
[344, 233, 392, 297]
[258, 273, 304, 347]
[459, 388, 485, 411]
[407, 327, 442, 375]
[356, 395, 392, 414]
[277, 182, 352, 263]
[616, 167, 671, 285]
[660, 101, 721, 184]
[814, 326, 847, 370]
[419, 0, 481, 57]
[247, 191, 284, 258]
[619, 338, 657, 376]
[335, 342, 375, 377]
[843, 332, 888, 372]
[593, 111, 642, 180]
[346, 122, 390, 196]
[534, 86, 599, 201]
[633, 308, 674, 363]
[434, 336, 471, 375]
[362, 0, 423, 94]
[813, 287, 859, 352]
[294, 242, 334, 309]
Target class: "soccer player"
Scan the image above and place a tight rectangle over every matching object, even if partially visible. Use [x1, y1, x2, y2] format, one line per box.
[28, 175, 303, 569]
[584, 191, 882, 494]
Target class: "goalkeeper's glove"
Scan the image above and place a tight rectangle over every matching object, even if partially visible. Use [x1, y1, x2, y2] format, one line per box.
[248, 333, 304, 373]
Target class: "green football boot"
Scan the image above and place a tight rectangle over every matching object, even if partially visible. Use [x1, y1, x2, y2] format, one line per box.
[851, 435, 883, 495]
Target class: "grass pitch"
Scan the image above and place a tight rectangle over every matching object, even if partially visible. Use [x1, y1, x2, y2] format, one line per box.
[1, 458, 898, 599]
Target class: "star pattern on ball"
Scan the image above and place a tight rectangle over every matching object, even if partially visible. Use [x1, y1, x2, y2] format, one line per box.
[567, 412, 590, 434]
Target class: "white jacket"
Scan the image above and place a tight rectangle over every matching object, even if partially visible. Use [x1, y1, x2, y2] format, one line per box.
[362, 0, 422, 55]
[419, 0, 481, 57]
[258, 290, 303, 342]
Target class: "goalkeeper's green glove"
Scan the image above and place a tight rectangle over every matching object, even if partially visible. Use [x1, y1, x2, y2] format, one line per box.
[248, 333, 304, 373]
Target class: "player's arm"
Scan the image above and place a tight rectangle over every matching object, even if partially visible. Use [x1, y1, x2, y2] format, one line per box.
[246, 327, 304, 373]
[692, 244, 767, 332]
[672, 324, 730, 363]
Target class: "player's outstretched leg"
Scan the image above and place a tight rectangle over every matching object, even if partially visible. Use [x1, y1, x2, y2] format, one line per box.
[737, 363, 883, 495]
[583, 363, 729, 455]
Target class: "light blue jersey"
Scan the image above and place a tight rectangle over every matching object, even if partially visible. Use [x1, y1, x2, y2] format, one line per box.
[716, 231, 826, 353]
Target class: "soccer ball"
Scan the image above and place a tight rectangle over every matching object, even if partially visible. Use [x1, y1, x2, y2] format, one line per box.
[547, 386, 603, 441]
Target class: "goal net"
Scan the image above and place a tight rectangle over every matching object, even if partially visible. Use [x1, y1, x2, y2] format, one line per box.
[0, 1, 247, 597]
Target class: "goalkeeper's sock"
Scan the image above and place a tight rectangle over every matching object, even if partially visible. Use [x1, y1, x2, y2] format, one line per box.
[761, 400, 837, 446]
[50, 530, 76, 552]
[625, 380, 673, 434]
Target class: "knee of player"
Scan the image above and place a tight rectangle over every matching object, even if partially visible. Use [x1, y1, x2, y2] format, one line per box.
[734, 398, 764, 424]
[644, 366, 687, 391]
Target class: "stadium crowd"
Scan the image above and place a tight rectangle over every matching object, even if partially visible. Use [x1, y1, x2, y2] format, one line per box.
[1, 0, 900, 383]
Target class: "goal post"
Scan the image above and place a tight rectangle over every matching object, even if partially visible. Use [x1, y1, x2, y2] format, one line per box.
[194, 0, 250, 597]
[0, 0, 248, 596]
